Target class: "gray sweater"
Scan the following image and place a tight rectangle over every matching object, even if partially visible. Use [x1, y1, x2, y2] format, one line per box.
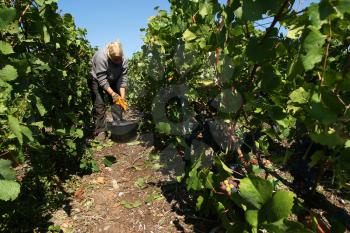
[90, 48, 128, 90]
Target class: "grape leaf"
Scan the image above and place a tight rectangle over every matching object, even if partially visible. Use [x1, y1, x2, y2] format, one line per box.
[0, 159, 16, 180]
[0, 65, 18, 81]
[239, 176, 273, 209]
[0, 7, 16, 30]
[301, 27, 325, 71]
[8, 115, 23, 144]
[0, 41, 14, 55]
[0, 180, 20, 201]
[266, 191, 295, 222]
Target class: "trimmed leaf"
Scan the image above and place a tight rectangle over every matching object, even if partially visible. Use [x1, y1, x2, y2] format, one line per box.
[0, 180, 20, 201]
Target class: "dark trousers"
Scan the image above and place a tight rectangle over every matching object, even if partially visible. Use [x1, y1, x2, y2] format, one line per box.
[89, 78, 122, 135]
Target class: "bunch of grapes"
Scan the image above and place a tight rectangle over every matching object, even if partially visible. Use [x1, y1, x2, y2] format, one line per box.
[220, 177, 239, 196]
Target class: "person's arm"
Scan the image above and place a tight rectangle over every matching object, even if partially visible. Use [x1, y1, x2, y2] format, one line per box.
[118, 58, 128, 99]
[94, 54, 111, 92]
[119, 87, 126, 99]
[105, 87, 116, 97]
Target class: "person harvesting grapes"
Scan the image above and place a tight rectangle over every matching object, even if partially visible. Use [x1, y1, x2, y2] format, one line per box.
[89, 41, 128, 141]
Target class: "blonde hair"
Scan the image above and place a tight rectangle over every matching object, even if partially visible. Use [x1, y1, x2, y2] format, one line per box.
[107, 41, 124, 60]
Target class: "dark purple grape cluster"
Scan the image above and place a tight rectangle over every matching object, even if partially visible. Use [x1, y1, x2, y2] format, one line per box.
[230, 164, 240, 171]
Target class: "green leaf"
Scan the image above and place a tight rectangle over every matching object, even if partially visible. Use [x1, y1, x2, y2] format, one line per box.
[35, 0, 45, 6]
[214, 157, 233, 175]
[287, 26, 303, 39]
[186, 158, 203, 191]
[239, 176, 273, 209]
[335, 149, 350, 172]
[345, 140, 350, 148]
[219, 90, 243, 114]
[196, 195, 204, 211]
[0, 41, 14, 55]
[0, 159, 16, 180]
[284, 220, 315, 233]
[260, 65, 280, 91]
[239, 0, 280, 21]
[301, 27, 325, 71]
[20, 125, 34, 142]
[120, 200, 142, 209]
[75, 128, 84, 138]
[35, 96, 47, 116]
[309, 151, 325, 168]
[266, 191, 295, 222]
[8, 115, 23, 144]
[310, 102, 337, 125]
[134, 177, 147, 189]
[126, 140, 141, 146]
[289, 87, 309, 104]
[145, 194, 163, 203]
[264, 219, 314, 233]
[103, 156, 117, 167]
[42, 25, 50, 43]
[182, 29, 197, 41]
[0, 180, 20, 201]
[91, 160, 100, 173]
[0, 7, 16, 30]
[155, 122, 171, 134]
[310, 131, 344, 148]
[336, 0, 350, 14]
[247, 37, 275, 63]
[0, 65, 18, 81]
[321, 90, 345, 114]
[245, 209, 259, 227]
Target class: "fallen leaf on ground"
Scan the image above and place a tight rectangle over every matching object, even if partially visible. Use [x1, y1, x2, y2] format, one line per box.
[74, 188, 85, 201]
[96, 177, 105, 184]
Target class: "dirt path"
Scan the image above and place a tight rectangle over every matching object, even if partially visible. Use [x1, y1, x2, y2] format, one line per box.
[51, 134, 219, 233]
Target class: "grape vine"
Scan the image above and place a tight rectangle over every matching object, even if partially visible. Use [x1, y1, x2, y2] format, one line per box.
[128, 0, 350, 232]
[0, 0, 94, 230]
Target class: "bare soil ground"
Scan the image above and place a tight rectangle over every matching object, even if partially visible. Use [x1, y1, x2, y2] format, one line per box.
[51, 134, 220, 233]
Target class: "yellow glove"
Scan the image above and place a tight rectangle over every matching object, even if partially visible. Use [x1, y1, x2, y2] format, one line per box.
[113, 94, 128, 111]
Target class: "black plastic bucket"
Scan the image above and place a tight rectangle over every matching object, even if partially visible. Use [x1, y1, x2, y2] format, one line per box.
[107, 120, 139, 142]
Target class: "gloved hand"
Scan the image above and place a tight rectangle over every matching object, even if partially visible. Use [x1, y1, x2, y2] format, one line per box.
[112, 93, 128, 111]
[112, 93, 119, 103]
